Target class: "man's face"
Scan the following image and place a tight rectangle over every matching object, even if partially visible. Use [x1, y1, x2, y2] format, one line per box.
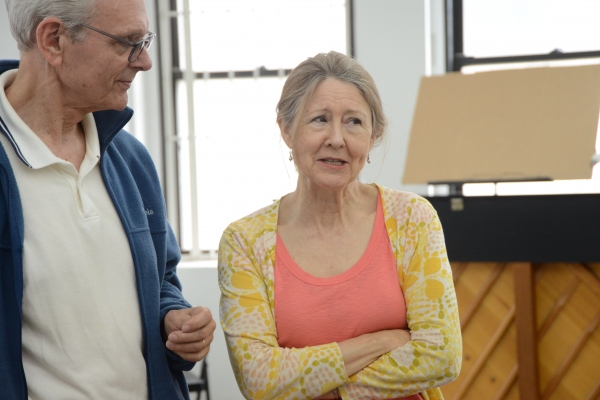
[58, 0, 152, 113]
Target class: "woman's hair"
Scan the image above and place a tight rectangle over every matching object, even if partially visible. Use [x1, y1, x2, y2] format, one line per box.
[4, 0, 96, 51]
[276, 51, 388, 146]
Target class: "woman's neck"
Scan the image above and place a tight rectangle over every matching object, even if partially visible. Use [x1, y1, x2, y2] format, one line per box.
[280, 180, 377, 229]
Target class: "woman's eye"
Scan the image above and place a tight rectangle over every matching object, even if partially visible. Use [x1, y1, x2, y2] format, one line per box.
[349, 118, 362, 125]
[313, 116, 327, 123]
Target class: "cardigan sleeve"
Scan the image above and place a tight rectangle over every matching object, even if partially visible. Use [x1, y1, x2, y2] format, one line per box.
[339, 197, 462, 399]
[218, 225, 349, 400]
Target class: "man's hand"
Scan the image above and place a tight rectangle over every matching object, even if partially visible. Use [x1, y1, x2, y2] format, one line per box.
[164, 306, 216, 362]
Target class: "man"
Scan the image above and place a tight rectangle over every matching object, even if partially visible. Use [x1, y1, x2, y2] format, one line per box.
[0, 0, 215, 399]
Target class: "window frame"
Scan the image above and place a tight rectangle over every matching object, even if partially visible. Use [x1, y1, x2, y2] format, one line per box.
[445, 0, 600, 72]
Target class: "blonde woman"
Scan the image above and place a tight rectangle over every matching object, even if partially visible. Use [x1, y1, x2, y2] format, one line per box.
[218, 51, 461, 400]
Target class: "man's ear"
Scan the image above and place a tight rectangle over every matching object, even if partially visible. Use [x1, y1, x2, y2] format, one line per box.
[36, 17, 68, 66]
[279, 120, 293, 148]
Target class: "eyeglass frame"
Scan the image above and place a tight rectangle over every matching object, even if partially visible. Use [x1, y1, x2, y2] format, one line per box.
[78, 23, 156, 63]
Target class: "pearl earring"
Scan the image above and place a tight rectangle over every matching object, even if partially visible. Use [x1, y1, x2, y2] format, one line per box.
[367, 154, 371, 164]
[289, 151, 293, 162]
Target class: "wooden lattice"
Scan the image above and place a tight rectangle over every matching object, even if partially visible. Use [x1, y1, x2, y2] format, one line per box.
[440, 262, 600, 400]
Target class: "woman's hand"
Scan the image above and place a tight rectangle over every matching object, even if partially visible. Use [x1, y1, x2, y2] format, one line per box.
[338, 329, 411, 376]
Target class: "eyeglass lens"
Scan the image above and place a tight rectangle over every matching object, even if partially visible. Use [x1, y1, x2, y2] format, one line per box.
[129, 34, 154, 62]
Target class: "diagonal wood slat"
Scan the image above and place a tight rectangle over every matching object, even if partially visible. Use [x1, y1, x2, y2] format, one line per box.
[453, 305, 515, 399]
[537, 277, 579, 338]
[585, 378, 600, 400]
[573, 263, 600, 293]
[493, 365, 518, 400]
[541, 310, 600, 400]
[459, 263, 504, 330]
[453, 262, 468, 284]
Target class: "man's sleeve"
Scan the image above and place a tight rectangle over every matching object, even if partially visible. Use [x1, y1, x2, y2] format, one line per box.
[159, 222, 195, 371]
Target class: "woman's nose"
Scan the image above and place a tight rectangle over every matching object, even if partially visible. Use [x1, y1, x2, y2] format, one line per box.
[326, 122, 345, 147]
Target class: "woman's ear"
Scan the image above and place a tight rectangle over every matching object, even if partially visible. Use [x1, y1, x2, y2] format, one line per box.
[279, 120, 293, 148]
[36, 17, 68, 66]
[369, 131, 377, 149]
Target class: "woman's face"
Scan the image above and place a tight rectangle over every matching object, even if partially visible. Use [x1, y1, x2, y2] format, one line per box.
[282, 78, 374, 192]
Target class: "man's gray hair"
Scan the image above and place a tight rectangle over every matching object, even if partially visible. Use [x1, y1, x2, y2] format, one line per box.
[4, 0, 95, 51]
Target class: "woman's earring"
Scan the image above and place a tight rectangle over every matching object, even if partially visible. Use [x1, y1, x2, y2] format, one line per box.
[289, 151, 293, 162]
[367, 154, 371, 164]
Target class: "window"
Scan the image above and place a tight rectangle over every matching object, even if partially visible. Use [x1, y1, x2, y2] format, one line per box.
[446, 0, 600, 71]
[171, 0, 348, 255]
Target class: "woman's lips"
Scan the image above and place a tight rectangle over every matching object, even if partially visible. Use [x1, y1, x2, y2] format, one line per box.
[320, 158, 347, 166]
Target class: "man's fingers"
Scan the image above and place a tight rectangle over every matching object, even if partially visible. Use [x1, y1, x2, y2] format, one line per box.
[167, 334, 213, 353]
[189, 306, 205, 316]
[168, 319, 216, 345]
[168, 342, 211, 362]
[164, 306, 217, 362]
[181, 307, 213, 333]
[164, 309, 192, 335]
[164, 306, 214, 336]
[167, 331, 214, 362]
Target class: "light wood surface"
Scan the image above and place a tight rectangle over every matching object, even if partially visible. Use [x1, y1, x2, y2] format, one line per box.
[441, 262, 600, 400]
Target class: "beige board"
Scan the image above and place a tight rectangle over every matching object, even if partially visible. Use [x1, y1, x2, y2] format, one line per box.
[402, 64, 600, 184]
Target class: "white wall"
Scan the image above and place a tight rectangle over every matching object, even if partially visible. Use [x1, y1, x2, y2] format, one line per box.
[356, 0, 445, 195]
[0, 5, 19, 59]
[177, 262, 245, 400]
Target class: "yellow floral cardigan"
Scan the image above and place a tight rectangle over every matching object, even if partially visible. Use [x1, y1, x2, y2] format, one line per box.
[218, 185, 462, 400]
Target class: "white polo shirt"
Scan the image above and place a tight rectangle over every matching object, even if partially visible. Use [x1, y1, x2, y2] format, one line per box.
[0, 70, 148, 399]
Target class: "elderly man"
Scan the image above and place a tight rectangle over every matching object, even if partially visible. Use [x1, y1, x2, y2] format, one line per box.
[0, 0, 215, 399]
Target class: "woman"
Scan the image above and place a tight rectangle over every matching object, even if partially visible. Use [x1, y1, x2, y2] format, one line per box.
[218, 51, 461, 399]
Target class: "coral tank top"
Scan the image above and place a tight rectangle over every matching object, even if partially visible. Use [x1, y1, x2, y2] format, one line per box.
[275, 193, 423, 400]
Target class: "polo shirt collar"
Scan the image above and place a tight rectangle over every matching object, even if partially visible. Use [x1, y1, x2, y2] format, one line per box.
[0, 69, 100, 170]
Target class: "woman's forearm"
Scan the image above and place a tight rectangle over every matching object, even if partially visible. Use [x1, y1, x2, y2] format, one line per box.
[338, 329, 411, 376]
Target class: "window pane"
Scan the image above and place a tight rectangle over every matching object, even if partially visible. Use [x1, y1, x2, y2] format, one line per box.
[185, 0, 347, 71]
[176, 78, 298, 251]
[463, 0, 600, 58]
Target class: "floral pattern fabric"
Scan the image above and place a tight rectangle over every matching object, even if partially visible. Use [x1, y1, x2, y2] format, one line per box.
[218, 185, 462, 399]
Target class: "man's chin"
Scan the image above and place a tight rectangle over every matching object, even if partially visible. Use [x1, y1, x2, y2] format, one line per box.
[110, 94, 129, 111]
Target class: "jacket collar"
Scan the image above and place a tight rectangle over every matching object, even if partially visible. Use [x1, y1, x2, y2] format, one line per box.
[0, 59, 134, 156]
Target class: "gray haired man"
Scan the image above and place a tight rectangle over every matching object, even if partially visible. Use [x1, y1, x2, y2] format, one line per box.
[0, 0, 215, 398]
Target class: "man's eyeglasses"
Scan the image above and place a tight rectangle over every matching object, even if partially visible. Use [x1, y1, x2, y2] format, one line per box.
[79, 23, 156, 63]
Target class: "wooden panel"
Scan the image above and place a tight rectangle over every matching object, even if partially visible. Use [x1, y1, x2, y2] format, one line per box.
[441, 262, 600, 400]
[538, 264, 600, 400]
[514, 262, 539, 399]
[587, 263, 600, 281]
[504, 384, 520, 400]
[466, 324, 517, 399]
[442, 264, 515, 399]
[545, 265, 600, 400]
[552, 323, 600, 400]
